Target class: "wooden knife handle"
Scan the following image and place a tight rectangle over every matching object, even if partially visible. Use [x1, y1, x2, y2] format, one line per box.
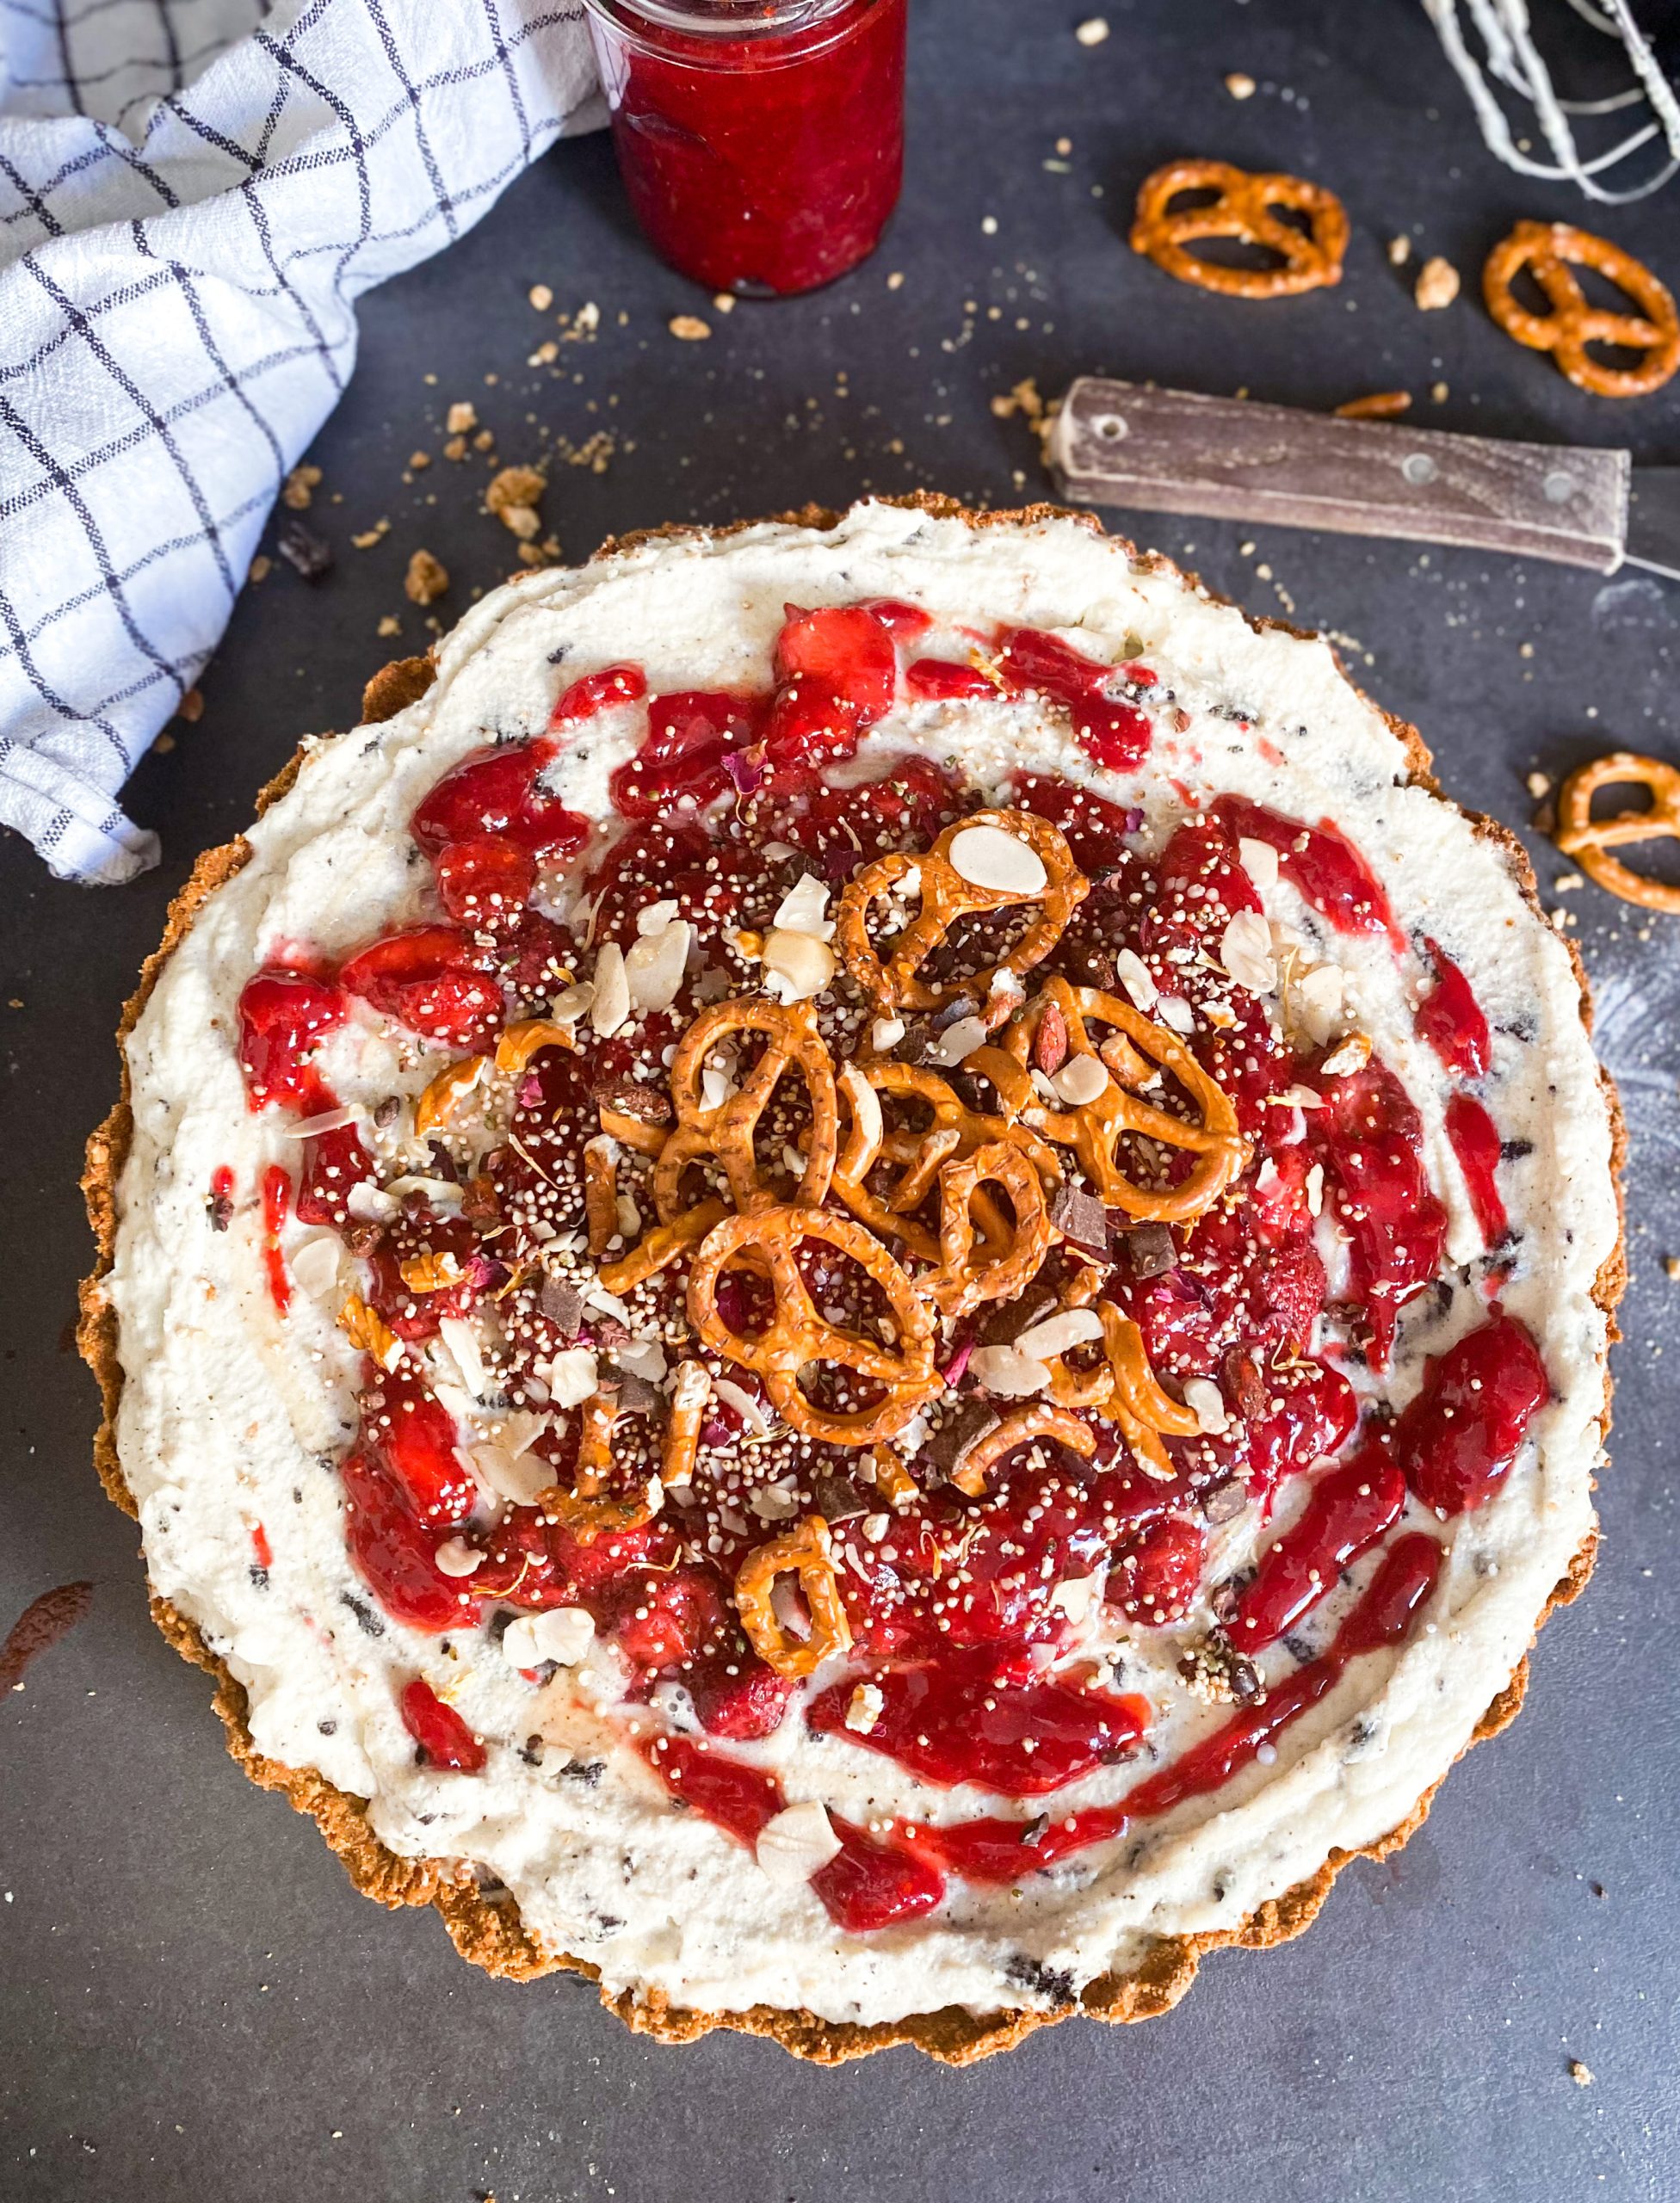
[1049, 378, 1630, 573]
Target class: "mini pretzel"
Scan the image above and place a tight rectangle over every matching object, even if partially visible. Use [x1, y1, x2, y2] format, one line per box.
[599, 1103, 667, 1158]
[596, 1200, 726, 1293]
[1045, 1301, 1199, 1483]
[1554, 750, 1680, 913]
[583, 1134, 619, 1256]
[1130, 160, 1348, 299]
[868, 1442, 919, 1509]
[496, 1017, 578, 1074]
[539, 1388, 658, 1545]
[998, 979, 1249, 1222]
[1484, 222, 1679, 398]
[655, 997, 837, 1224]
[662, 1361, 711, 1487]
[732, 1515, 853, 1677]
[836, 811, 1089, 1015]
[834, 1058, 1060, 1262]
[918, 1142, 1053, 1319]
[688, 1205, 939, 1445]
[949, 1404, 1096, 1499]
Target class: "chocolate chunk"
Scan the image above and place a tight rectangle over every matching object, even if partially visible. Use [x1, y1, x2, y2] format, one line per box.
[207, 1190, 233, 1232]
[613, 1372, 664, 1418]
[977, 1284, 1059, 1348]
[1199, 1476, 1248, 1525]
[1116, 1221, 1177, 1280]
[590, 1077, 672, 1125]
[1019, 1812, 1051, 1848]
[1050, 1182, 1109, 1254]
[930, 994, 980, 1033]
[276, 518, 333, 580]
[1209, 1571, 1251, 1623]
[922, 1396, 1001, 1478]
[460, 1172, 502, 1230]
[539, 1276, 585, 1337]
[892, 1018, 936, 1065]
[426, 1139, 460, 1183]
[813, 1474, 868, 1522]
[374, 1094, 402, 1128]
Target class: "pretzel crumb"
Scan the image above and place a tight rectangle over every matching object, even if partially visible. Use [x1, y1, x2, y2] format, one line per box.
[1387, 235, 1411, 267]
[1224, 71, 1255, 98]
[1414, 256, 1461, 311]
[405, 549, 449, 605]
[528, 284, 553, 311]
[446, 400, 478, 435]
[281, 463, 322, 510]
[1334, 391, 1411, 420]
[377, 615, 401, 638]
[670, 315, 712, 342]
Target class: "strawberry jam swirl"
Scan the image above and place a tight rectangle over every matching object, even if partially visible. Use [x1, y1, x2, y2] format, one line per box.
[229, 598, 1547, 1932]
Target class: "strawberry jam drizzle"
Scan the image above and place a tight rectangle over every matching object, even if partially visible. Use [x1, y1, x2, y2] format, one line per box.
[224, 595, 1516, 1918]
[1380, 1308, 1547, 1516]
[400, 1678, 486, 1772]
[652, 1524, 1437, 1903]
[1446, 1092, 1509, 1247]
[260, 1165, 292, 1314]
[1208, 794, 1403, 948]
[1416, 938, 1491, 1080]
[1306, 1054, 1448, 1372]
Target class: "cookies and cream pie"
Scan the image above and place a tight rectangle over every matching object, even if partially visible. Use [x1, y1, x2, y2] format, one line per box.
[83, 497, 1622, 2061]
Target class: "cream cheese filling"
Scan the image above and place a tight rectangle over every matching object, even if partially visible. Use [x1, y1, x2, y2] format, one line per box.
[107, 502, 1615, 2027]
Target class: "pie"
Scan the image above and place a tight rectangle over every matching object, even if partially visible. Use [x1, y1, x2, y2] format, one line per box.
[82, 496, 1623, 2062]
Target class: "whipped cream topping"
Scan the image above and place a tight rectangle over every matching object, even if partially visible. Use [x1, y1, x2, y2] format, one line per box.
[106, 503, 1616, 2027]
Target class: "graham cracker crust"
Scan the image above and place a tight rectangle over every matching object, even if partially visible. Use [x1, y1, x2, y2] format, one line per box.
[78, 494, 1625, 2063]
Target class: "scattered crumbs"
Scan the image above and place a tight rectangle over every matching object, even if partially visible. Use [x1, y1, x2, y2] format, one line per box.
[249, 553, 271, 584]
[1075, 16, 1109, 45]
[1225, 71, 1256, 99]
[1519, 640, 1535, 659]
[981, 214, 998, 235]
[175, 686, 204, 723]
[377, 614, 402, 639]
[1664, 1256, 1680, 1281]
[669, 314, 712, 341]
[405, 548, 449, 605]
[712, 293, 736, 313]
[886, 270, 905, 289]
[528, 283, 553, 312]
[1527, 770, 1552, 799]
[442, 435, 469, 462]
[409, 450, 431, 470]
[1414, 256, 1461, 311]
[152, 731, 175, 754]
[472, 427, 496, 452]
[281, 462, 322, 509]
[1553, 870, 1584, 892]
[528, 340, 560, 366]
[486, 464, 547, 540]
[423, 371, 437, 385]
[1568, 2058, 1594, 2088]
[445, 399, 478, 435]
[1255, 562, 1274, 580]
[1430, 380, 1449, 402]
[350, 518, 392, 550]
[1387, 234, 1411, 267]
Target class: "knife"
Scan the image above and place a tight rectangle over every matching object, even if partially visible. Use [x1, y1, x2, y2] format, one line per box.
[1047, 377, 1680, 584]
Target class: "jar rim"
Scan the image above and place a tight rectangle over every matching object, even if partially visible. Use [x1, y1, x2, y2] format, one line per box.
[583, 0, 878, 64]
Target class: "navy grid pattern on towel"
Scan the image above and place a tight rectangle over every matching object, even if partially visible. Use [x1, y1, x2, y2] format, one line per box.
[0, 0, 602, 884]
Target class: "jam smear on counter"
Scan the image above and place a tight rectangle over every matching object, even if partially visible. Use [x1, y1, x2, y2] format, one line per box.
[226, 592, 1546, 1922]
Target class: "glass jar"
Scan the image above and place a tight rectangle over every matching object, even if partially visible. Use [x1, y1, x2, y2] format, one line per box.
[582, 0, 907, 297]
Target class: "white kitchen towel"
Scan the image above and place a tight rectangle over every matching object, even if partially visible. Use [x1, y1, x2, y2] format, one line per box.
[0, 0, 603, 885]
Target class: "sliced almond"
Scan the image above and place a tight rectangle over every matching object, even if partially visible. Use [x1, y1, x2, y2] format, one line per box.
[756, 1800, 843, 1885]
[1115, 947, 1158, 1012]
[948, 824, 1048, 897]
[1051, 1055, 1109, 1107]
[590, 941, 631, 1037]
[1294, 963, 1344, 1046]
[1220, 910, 1277, 995]
[771, 873, 835, 941]
[635, 898, 680, 936]
[1015, 1308, 1105, 1360]
[541, 1346, 600, 1409]
[1183, 1376, 1229, 1435]
[969, 1343, 1053, 1397]
[1238, 835, 1280, 891]
[762, 929, 836, 1003]
[625, 920, 692, 1015]
[924, 1014, 989, 1068]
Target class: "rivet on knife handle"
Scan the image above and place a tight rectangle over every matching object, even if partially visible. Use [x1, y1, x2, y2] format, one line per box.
[1049, 377, 1631, 575]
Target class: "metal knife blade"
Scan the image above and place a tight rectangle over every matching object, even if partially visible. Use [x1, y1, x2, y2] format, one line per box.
[1048, 377, 1666, 581]
[1627, 469, 1680, 585]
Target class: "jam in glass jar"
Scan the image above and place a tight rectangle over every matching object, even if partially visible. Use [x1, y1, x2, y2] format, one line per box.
[582, 0, 907, 296]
